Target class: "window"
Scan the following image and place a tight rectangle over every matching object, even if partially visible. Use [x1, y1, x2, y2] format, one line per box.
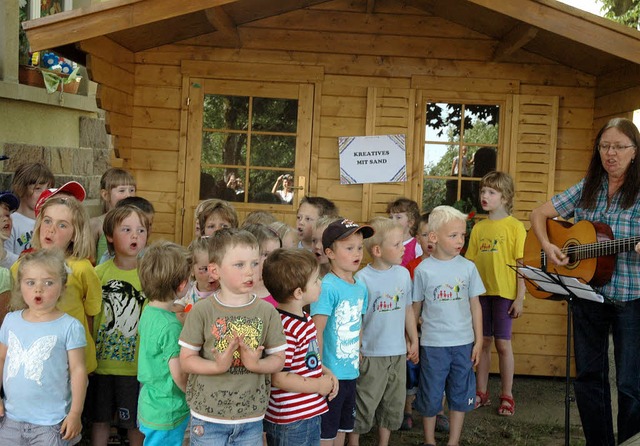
[422, 102, 500, 213]
[200, 94, 298, 205]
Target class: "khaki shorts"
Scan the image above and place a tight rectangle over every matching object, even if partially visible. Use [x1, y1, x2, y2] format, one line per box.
[353, 355, 406, 433]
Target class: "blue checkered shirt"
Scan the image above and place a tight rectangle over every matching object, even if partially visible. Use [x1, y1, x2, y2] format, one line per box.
[552, 178, 640, 302]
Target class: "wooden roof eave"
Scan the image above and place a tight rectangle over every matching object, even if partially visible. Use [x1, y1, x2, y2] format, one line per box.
[22, 0, 241, 52]
[467, 0, 640, 66]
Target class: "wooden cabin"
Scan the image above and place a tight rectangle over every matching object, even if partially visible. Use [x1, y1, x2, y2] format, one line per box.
[23, 0, 640, 376]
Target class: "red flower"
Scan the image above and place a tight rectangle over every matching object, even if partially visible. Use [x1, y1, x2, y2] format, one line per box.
[467, 211, 476, 220]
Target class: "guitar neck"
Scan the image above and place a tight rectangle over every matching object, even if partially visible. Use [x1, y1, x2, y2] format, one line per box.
[568, 236, 640, 260]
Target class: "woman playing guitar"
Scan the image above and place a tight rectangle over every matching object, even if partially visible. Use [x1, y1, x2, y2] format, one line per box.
[530, 118, 640, 446]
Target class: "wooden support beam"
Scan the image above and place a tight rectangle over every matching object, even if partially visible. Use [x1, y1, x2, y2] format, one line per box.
[366, 0, 376, 14]
[23, 0, 240, 51]
[204, 6, 241, 47]
[493, 24, 539, 62]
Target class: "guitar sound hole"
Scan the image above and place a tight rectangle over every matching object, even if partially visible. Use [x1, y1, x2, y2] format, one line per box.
[564, 242, 578, 268]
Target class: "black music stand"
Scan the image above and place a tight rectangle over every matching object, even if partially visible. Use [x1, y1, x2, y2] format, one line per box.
[514, 265, 603, 446]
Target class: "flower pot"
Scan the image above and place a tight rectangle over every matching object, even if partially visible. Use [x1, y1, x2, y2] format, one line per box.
[18, 65, 81, 94]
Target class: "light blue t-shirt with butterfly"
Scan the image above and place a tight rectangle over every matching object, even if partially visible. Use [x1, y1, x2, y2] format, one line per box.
[0, 311, 86, 425]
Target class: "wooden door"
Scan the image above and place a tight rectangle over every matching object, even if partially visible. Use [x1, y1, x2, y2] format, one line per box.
[180, 79, 314, 244]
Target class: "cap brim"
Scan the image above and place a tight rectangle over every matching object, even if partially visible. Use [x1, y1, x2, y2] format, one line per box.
[57, 181, 86, 202]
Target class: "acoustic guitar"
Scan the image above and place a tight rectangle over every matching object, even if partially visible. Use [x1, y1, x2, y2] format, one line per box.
[523, 219, 640, 299]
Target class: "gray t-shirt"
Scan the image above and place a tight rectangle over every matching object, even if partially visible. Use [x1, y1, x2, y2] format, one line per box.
[355, 264, 412, 356]
[0, 311, 86, 425]
[412, 255, 485, 347]
[179, 294, 286, 422]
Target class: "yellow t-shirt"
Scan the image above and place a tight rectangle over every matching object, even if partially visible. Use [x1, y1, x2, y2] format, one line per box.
[466, 215, 526, 300]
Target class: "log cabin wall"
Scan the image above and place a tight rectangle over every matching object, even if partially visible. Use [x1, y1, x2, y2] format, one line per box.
[87, 0, 608, 376]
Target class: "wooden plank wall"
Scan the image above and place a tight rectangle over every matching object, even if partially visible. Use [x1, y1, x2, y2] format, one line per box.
[89, 0, 604, 375]
[594, 64, 640, 131]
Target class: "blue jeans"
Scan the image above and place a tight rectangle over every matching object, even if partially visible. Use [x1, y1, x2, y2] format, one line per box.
[264, 416, 321, 446]
[189, 418, 262, 446]
[573, 298, 640, 445]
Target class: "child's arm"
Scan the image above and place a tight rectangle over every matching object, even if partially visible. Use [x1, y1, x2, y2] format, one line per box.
[412, 301, 422, 327]
[404, 305, 419, 364]
[312, 314, 328, 356]
[169, 356, 188, 392]
[469, 296, 483, 366]
[271, 368, 334, 396]
[322, 365, 339, 400]
[60, 347, 87, 441]
[238, 338, 286, 374]
[509, 258, 526, 318]
[179, 335, 239, 375]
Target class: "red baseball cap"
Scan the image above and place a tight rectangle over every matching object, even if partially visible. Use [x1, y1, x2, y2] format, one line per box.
[35, 181, 86, 216]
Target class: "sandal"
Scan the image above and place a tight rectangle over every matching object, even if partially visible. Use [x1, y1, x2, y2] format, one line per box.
[498, 394, 515, 416]
[475, 390, 491, 409]
[399, 412, 413, 431]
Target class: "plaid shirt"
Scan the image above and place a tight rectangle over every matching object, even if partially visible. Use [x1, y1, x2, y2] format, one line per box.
[552, 178, 640, 302]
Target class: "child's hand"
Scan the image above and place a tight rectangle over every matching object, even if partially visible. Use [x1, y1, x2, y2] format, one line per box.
[508, 298, 524, 319]
[471, 342, 482, 367]
[0, 399, 4, 417]
[326, 373, 339, 401]
[407, 340, 419, 365]
[212, 335, 239, 371]
[60, 412, 82, 440]
[237, 335, 265, 372]
[316, 374, 335, 397]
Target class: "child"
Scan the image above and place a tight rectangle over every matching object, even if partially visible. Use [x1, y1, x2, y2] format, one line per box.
[5, 162, 54, 256]
[137, 241, 192, 444]
[296, 196, 338, 251]
[0, 249, 87, 445]
[465, 171, 526, 416]
[387, 198, 422, 267]
[412, 205, 484, 446]
[89, 205, 150, 446]
[347, 217, 419, 446]
[97, 195, 155, 265]
[0, 191, 20, 269]
[405, 212, 431, 279]
[310, 218, 373, 446]
[173, 236, 218, 321]
[242, 210, 277, 227]
[263, 248, 339, 445]
[179, 228, 286, 445]
[197, 199, 238, 236]
[26, 183, 102, 374]
[242, 224, 282, 308]
[269, 221, 297, 249]
[312, 216, 340, 278]
[90, 168, 137, 262]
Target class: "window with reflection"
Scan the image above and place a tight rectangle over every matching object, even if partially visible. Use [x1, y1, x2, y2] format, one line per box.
[423, 103, 500, 214]
[200, 94, 298, 204]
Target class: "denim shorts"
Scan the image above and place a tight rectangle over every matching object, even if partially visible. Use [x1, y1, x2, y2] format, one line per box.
[264, 416, 321, 446]
[138, 416, 189, 446]
[0, 417, 81, 446]
[414, 344, 476, 417]
[189, 417, 263, 446]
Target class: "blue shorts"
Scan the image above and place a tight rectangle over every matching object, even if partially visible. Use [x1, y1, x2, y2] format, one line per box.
[414, 344, 476, 417]
[138, 416, 189, 446]
[480, 295, 514, 340]
[264, 415, 321, 446]
[320, 379, 356, 440]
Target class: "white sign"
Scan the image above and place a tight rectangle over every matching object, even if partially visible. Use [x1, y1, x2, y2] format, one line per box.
[338, 134, 407, 184]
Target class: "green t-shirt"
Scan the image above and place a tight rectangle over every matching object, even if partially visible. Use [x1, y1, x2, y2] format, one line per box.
[179, 294, 286, 422]
[0, 267, 11, 294]
[94, 259, 146, 376]
[138, 306, 188, 430]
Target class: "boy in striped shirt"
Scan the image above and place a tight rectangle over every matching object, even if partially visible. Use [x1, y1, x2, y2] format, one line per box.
[263, 248, 339, 445]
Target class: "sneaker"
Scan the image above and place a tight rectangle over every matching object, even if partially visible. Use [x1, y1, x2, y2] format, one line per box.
[399, 413, 413, 431]
[435, 413, 450, 433]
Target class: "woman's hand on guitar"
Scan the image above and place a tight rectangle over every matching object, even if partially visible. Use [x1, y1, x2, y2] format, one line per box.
[541, 241, 569, 266]
[635, 242, 640, 254]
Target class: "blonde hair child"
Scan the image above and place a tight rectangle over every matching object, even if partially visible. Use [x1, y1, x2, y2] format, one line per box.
[269, 221, 297, 249]
[90, 168, 136, 262]
[173, 237, 219, 322]
[242, 224, 282, 307]
[387, 197, 422, 266]
[12, 194, 102, 374]
[0, 249, 87, 445]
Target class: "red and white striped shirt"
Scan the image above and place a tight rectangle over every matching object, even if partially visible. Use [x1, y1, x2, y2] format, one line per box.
[265, 311, 328, 424]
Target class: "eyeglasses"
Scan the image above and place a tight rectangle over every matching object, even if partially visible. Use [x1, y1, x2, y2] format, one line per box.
[598, 143, 636, 153]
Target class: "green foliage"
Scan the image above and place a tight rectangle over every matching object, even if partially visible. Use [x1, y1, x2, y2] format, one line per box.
[598, 0, 640, 27]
